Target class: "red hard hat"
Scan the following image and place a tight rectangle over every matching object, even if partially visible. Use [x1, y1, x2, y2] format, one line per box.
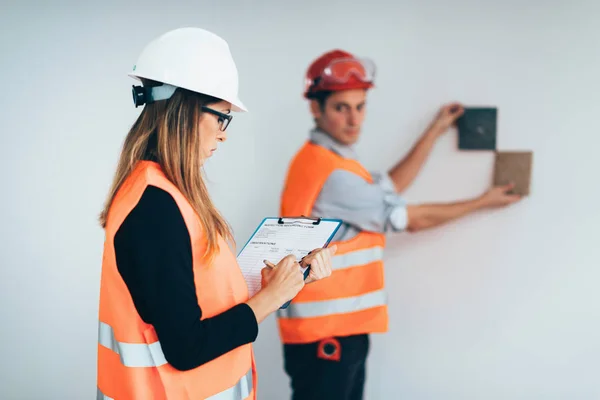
[304, 49, 375, 99]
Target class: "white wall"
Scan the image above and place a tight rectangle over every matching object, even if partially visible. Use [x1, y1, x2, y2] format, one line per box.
[1, 1, 599, 398]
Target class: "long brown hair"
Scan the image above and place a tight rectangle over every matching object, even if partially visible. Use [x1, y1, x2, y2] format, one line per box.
[99, 83, 232, 260]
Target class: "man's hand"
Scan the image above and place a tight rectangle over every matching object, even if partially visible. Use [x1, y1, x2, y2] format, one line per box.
[428, 102, 464, 136]
[479, 183, 522, 208]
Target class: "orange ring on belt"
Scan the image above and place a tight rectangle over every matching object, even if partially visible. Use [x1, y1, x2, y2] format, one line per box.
[317, 338, 341, 361]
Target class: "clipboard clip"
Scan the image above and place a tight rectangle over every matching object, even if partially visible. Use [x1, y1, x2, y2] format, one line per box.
[278, 215, 322, 226]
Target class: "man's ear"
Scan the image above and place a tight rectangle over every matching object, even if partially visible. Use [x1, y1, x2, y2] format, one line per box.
[310, 100, 323, 120]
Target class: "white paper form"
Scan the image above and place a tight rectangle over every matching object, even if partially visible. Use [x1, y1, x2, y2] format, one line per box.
[237, 218, 342, 297]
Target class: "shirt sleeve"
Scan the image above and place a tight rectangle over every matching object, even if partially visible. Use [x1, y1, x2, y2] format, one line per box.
[312, 169, 408, 233]
[113, 185, 258, 371]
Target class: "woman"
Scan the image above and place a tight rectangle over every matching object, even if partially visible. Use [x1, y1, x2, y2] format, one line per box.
[96, 27, 336, 400]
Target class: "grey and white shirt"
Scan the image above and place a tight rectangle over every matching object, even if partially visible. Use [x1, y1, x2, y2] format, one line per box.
[310, 129, 408, 242]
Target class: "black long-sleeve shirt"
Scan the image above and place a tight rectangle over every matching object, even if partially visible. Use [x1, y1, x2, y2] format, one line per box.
[114, 185, 258, 371]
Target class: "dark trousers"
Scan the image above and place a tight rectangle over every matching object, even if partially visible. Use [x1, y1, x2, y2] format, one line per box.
[283, 334, 370, 400]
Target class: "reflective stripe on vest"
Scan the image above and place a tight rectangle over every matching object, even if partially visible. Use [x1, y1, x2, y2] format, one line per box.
[206, 368, 253, 400]
[277, 289, 387, 319]
[332, 246, 384, 271]
[97, 368, 253, 400]
[98, 319, 254, 399]
[98, 321, 167, 367]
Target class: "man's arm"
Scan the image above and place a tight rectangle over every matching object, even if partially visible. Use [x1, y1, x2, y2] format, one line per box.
[405, 184, 521, 232]
[388, 103, 464, 193]
[311, 169, 408, 234]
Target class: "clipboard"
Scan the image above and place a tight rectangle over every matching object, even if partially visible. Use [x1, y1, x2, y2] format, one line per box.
[237, 216, 342, 309]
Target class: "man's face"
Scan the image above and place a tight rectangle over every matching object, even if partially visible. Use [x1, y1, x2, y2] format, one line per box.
[311, 89, 367, 145]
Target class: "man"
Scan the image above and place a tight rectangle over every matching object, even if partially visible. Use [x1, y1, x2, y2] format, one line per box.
[278, 49, 521, 400]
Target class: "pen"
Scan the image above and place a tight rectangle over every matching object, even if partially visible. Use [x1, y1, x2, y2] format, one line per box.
[263, 259, 276, 268]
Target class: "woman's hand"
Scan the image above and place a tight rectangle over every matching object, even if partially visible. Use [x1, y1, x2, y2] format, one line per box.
[301, 245, 337, 284]
[246, 255, 305, 323]
[246, 247, 337, 322]
[261, 255, 306, 304]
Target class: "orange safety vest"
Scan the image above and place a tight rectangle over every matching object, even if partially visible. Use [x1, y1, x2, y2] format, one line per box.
[278, 142, 388, 344]
[97, 161, 257, 400]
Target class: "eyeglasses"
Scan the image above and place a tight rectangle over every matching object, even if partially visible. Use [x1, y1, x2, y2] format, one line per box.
[201, 106, 233, 131]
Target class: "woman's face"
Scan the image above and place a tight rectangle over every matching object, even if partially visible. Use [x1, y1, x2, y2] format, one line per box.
[199, 101, 232, 161]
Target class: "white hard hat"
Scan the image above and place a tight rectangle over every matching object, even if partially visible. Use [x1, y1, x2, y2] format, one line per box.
[129, 27, 247, 112]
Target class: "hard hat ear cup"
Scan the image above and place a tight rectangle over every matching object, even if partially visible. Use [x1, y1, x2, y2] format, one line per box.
[132, 85, 147, 108]
[132, 84, 178, 108]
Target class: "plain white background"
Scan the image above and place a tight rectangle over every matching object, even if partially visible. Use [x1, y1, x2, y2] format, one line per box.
[1, 0, 599, 399]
